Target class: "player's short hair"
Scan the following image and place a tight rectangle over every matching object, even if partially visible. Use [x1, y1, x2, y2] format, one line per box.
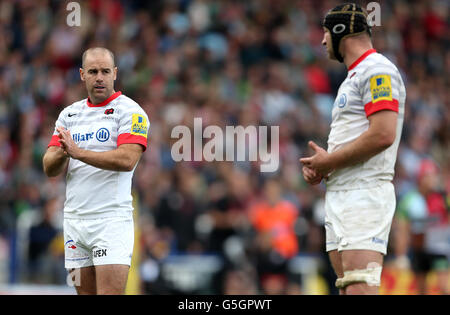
[81, 47, 115, 68]
[322, 3, 371, 62]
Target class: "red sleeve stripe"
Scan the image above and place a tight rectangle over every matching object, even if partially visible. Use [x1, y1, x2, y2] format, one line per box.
[48, 135, 61, 148]
[117, 133, 148, 151]
[364, 99, 399, 117]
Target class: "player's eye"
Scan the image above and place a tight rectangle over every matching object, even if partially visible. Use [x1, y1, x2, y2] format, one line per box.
[88, 69, 98, 74]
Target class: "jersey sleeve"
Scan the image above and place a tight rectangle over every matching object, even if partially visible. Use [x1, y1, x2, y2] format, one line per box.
[359, 66, 401, 117]
[117, 106, 150, 151]
[47, 110, 67, 148]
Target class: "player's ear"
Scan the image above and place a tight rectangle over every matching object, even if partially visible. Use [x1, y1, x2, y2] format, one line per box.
[79, 68, 85, 81]
[113, 67, 117, 81]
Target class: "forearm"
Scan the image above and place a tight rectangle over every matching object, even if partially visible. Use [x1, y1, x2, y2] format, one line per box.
[328, 128, 393, 171]
[43, 147, 69, 177]
[57, 126, 144, 172]
[328, 110, 398, 171]
[75, 147, 138, 172]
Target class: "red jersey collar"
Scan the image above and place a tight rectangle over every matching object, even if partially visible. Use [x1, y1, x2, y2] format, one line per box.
[348, 49, 377, 71]
[87, 91, 122, 107]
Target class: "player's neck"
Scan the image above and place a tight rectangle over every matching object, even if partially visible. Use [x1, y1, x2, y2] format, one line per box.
[88, 90, 116, 105]
[342, 41, 374, 70]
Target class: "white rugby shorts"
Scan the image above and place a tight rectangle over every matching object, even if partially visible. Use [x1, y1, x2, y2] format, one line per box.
[64, 216, 134, 269]
[325, 182, 396, 254]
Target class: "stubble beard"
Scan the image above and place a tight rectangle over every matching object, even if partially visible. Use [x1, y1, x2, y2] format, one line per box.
[88, 85, 112, 104]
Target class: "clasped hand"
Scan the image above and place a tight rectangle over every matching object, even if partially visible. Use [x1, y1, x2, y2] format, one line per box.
[57, 127, 80, 159]
[300, 141, 334, 185]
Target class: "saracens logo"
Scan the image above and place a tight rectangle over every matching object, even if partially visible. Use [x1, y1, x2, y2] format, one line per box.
[104, 108, 114, 115]
[65, 240, 77, 250]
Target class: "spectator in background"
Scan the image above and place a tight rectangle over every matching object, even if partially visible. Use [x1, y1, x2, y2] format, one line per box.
[222, 268, 258, 295]
[394, 159, 449, 294]
[248, 178, 299, 283]
[27, 197, 64, 284]
[153, 164, 205, 253]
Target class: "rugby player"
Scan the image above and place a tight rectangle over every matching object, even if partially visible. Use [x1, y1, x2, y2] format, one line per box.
[300, 3, 406, 294]
[43, 47, 149, 295]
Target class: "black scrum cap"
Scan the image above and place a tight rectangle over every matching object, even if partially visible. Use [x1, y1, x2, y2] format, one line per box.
[322, 3, 372, 62]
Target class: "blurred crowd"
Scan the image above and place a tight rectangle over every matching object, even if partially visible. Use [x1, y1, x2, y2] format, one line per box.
[0, 0, 448, 294]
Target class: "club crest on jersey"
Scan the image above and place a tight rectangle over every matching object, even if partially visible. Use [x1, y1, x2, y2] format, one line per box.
[131, 114, 148, 138]
[96, 128, 110, 142]
[370, 74, 392, 103]
[65, 240, 77, 250]
[104, 108, 114, 115]
[336, 93, 347, 108]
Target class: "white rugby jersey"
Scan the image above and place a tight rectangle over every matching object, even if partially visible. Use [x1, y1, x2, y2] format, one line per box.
[48, 91, 150, 218]
[326, 49, 406, 191]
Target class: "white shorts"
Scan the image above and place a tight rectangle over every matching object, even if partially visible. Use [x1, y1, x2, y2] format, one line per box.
[325, 182, 396, 255]
[64, 216, 134, 269]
